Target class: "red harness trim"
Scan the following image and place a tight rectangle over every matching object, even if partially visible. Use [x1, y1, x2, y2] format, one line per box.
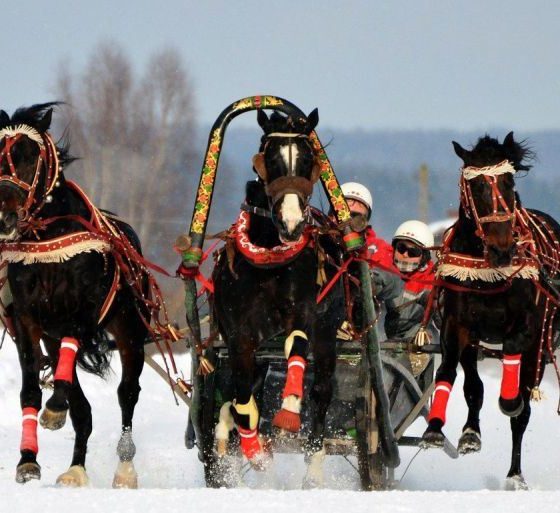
[234, 210, 311, 267]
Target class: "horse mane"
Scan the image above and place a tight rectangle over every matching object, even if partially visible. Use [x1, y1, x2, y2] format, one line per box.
[466, 133, 535, 172]
[257, 110, 315, 151]
[0, 102, 75, 167]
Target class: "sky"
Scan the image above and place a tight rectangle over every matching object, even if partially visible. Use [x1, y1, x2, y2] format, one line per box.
[1, 1, 559, 131]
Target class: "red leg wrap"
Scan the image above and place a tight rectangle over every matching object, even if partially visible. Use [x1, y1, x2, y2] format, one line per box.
[282, 356, 306, 399]
[501, 353, 521, 400]
[237, 426, 261, 460]
[54, 337, 79, 383]
[428, 381, 453, 424]
[20, 407, 39, 454]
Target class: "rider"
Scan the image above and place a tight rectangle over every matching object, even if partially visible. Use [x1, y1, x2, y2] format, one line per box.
[339, 182, 393, 269]
[383, 220, 436, 341]
[339, 182, 436, 343]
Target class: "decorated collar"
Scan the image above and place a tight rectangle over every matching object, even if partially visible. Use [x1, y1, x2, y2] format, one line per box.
[234, 210, 311, 267]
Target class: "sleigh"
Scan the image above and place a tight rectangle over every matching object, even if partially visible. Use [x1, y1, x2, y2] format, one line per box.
[177, 96, 457, 490]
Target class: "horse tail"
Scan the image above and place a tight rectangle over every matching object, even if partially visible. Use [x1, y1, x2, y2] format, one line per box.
[75, 329, 113, 378]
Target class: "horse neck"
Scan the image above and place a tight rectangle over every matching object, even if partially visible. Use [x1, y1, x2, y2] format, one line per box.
[245, 180, 281, 248]
[450, 206, 485, 257]
[30, 179, 92, 239]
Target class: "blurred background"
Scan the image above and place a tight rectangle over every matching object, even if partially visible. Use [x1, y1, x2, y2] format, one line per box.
[2, 1, 559, 319]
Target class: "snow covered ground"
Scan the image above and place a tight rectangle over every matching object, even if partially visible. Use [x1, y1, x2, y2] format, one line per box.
[1, 337, 560, 512]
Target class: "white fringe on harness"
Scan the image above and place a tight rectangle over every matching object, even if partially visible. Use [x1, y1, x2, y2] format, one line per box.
[0, 125, 44, 147]
[437, 262, 539, 282]
[462, 160, 516, 180]
[1, 232, 111, 265]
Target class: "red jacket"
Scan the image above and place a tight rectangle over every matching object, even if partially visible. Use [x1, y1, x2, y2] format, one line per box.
[364, 227, 394, 270]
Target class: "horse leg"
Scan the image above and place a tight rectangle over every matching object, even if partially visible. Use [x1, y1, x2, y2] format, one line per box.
[55, 373, 92, 487]
[505, 343, 541, 489]
[40, 336, 81, 431]
[109, 311, 145, 489]
[505, 387, 531, 489]
[457, 344, 483, 454]
[421, 318, 465, 448]
[229, 343, 269, 469]
[499, 320, 532, 417]
[14, 316, 43, 483]
[303, 333, 336, 489]
[272, 328, 310, 432]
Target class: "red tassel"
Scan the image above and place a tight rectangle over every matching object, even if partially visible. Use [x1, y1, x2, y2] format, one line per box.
[20, 407, 39, 454]
[54, 337, 79, 383]
[237, 426, 261, 460]
[282, 355, 306, 399]
[428, 381, 453, 424]
[501, 353, 521, 400]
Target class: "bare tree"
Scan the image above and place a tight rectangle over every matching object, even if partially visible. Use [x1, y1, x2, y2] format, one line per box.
[53, 40, 197, 319]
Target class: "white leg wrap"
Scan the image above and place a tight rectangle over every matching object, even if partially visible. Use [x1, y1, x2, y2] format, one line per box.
[284, 330, 308, 359]
[215, 401, 234, 440]
[281, 394, 302, 414]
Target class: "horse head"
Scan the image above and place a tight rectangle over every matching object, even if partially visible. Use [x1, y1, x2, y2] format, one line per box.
[0, 103, 67, 240]
[252, 108, 320, 242]
[453, 132, 532, 267]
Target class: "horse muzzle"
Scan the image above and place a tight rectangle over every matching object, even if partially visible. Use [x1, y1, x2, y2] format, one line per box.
[487, 243, 517, 267]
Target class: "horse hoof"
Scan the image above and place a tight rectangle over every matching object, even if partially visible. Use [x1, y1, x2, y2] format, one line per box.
[56, 465, 89, 487]
[420, 428, 445, 449]
[272, 409, 301, 432]
[40, 407, 68, 430]
[15, 462, 41, 484]
[112, 461, 138, 489]
[505, 474, 529, 491]
[303, 448, 325, 489]
[499, 396, 524, 417]
[249, 450, 273, 472]
[302, 475, 323, 489]
[458, 428, 481, 455]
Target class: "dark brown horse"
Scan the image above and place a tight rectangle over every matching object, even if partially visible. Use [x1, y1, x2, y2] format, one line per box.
[0, 103, 160, 487]
[210, 109, 346, 486]
[421, 132, 560, 489]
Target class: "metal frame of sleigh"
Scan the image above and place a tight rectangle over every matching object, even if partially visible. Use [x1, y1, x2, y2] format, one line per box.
[175, 95, 458, 490]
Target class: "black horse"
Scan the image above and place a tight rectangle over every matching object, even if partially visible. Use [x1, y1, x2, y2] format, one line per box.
[210, 109, 345, 485]
[0, 103, 152, 487]
[421, 132, 560, 488]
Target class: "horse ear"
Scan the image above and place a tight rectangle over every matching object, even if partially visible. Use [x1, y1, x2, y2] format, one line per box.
[306, 108, 319, 133]
[452, 141, 469, 162]
[252, 152, 268, 181]
[0, 110, 9, 126]
[503, 131, 515, 147]
[38, 108, 53, 132]
[257, 110, 270, 132]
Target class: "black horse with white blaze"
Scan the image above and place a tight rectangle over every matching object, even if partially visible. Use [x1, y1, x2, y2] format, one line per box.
[421, 132, 560, 488]
[210, 109, 345, 486]
[0, 103, 155, 487]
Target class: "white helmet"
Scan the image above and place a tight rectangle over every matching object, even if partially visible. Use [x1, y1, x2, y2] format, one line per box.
[341, 182, 373, 217]
[393, 220, 434, 248]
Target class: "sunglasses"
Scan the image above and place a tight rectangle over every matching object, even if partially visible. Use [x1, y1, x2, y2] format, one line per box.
[394, 241, 423, 258]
